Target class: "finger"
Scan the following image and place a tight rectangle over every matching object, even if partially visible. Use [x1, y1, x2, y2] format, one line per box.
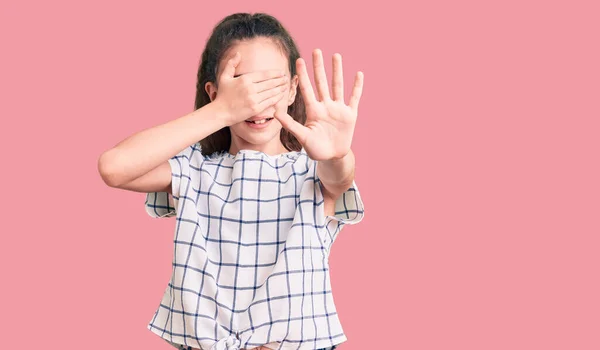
[296, 58, 317, 106]
[273, 110, 309, 144]
[256, 90, 287, 112]
[244, 69, 286, 83]
[348, 71, 364, 112]
[332, 53, 344, 102]
[313, 49, 330, 101]
[255, 75, 288, 93]
[257, 83, 288, 104]
[221, 52, 241, 80]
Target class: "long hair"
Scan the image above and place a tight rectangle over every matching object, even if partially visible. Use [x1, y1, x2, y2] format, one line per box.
[194, 13, 306, 156]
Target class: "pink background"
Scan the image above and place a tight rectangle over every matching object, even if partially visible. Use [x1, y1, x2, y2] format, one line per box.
[2, 0, 599, 349]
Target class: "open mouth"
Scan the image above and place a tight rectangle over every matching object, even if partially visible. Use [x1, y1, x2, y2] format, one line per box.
[245, 118, 274, 124]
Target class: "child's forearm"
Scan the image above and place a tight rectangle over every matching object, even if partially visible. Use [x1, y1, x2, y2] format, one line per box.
[98, 102, 227, 187]
[316, 149, 356, 199]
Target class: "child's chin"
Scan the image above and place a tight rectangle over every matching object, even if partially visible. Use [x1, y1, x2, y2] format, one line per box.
[241, 130, 280, 144]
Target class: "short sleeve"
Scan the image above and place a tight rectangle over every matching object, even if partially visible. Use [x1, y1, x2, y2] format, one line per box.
[319, 179, 365, 250]
[144, 142, 201, 218]
[325, 179, 365, 225]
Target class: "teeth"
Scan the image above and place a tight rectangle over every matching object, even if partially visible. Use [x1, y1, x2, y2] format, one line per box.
[248, 118, 271, 124]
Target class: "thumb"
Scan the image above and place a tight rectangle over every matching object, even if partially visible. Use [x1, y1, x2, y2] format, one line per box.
[274, 110, 309, 145]
[221, 52, 241, 80]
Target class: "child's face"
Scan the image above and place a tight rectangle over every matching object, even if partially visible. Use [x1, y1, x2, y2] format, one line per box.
[220, 37, 299, 150]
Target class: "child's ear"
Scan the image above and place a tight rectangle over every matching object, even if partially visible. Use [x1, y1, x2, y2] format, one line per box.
[205, 82, 218, 102]
[287, 74, 299, 106]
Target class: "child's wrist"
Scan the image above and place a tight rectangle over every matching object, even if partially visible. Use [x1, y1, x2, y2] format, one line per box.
[196, 102, 231, 129]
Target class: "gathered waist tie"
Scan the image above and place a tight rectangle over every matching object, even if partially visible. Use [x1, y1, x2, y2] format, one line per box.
[210, 333, 242, 350]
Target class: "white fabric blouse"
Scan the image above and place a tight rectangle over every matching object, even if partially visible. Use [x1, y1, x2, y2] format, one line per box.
[144, 142, 365, 350]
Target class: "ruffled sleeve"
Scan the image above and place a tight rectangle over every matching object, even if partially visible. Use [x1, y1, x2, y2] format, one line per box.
[144, 142, 201, 218]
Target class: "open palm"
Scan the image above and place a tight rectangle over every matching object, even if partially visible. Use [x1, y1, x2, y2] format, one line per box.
[275, 49, 364, 161]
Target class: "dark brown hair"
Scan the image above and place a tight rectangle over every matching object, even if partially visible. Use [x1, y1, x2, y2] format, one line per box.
[194, 13, 306, 156]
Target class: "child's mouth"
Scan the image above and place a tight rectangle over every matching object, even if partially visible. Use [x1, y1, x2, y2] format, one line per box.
[245, 118, 274, 129]
[246, 118, 274, 124]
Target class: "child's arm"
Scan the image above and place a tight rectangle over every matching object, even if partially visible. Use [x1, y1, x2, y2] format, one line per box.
[98, 102, 226, 193]
[99, 53, 288, 193]
[114, 161, 173, 194]
[273, 49, 365, 226]
[317, 149, 356, 212]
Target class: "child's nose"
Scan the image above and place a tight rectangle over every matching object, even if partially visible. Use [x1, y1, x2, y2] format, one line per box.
[257, 106, 276, 116]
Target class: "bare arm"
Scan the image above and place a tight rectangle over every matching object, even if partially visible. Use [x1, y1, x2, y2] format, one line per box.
[98, 52, 290, 193]
[116, 161, 173, 194]
[97, 102, 227, 191]
[317, 149, 356, 214]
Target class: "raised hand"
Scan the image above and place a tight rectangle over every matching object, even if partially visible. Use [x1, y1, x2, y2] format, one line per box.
[274, 49, 364, 161]
[213, 52, 289, 126]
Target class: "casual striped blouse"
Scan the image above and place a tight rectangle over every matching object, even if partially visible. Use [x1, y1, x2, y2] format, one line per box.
[144, 142, 365, 350]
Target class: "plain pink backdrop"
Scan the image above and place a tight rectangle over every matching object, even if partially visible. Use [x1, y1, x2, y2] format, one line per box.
[1, 0, 599, 349]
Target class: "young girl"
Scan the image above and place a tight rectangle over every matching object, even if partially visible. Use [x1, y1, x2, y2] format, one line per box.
[99, 13, 365, 350]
